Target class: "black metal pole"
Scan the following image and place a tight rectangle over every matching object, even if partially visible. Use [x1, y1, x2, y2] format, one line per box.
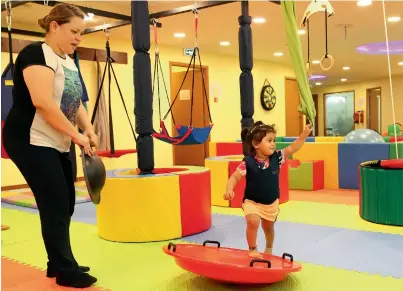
[238, 0, 254, 155]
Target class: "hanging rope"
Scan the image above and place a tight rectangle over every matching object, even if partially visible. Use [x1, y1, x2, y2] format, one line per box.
[2, 0, 14, 77]
[381, 0, 398, 159]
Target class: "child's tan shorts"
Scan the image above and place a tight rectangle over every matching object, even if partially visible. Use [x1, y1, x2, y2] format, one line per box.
[242, 198, 280, 222]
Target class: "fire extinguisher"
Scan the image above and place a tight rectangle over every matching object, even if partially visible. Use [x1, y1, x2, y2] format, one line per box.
[354, 111, 364, 124]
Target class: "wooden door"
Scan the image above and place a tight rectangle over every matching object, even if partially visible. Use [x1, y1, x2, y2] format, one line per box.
[306, 94, 319, 136]
[170, 65, 210, 166]
[367, 88, 381, 132]
[285, 78, 303, 136]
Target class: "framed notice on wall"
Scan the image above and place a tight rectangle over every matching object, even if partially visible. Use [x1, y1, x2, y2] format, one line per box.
[180, 89, 190, 100]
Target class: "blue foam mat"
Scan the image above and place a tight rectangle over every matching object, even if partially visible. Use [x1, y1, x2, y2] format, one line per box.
[181, 213, 403, 278]
[338, 143, 389, 189]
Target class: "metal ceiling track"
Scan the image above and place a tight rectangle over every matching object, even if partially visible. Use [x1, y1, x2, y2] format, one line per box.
[1, 0, 281, 38]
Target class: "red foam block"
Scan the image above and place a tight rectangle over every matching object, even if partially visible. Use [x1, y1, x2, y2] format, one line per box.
[179, 171, 212, 237]
[216, 142, 243, 156]
[389, 137, 403, 142]
[312, 160, 324, 191]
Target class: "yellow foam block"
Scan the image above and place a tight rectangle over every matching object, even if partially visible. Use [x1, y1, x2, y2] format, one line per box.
[96, 175, 182, 242]
[315, 136, 345, 142]
[293, 142, 339, 189]
[205, 159, 229, 207]
[208, 142, 217, 157]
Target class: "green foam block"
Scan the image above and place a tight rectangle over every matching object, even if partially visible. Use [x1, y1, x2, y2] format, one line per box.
[389, 143, 403, 159]
[289, 162, 313, 190]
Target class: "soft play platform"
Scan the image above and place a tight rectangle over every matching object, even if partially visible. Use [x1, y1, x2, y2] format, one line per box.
[1, 181, 91, 209]
[163, 241, 301, 284]
[96, 166, 212, 242]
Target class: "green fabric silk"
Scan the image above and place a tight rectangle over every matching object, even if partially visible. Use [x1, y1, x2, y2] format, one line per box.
[281, 0, 316, 125]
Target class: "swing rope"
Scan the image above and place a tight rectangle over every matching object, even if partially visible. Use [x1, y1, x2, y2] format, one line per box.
[162, 9, 213, 127]
[151, 19, 174, 125]
[1, 0, 14, 78]
[381, 0, 398, 159]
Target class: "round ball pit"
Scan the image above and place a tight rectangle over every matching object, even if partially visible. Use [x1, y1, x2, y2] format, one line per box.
[96, 166, 212, 242]
[359, 160, 403, 226]
[205, 155, 289, 208]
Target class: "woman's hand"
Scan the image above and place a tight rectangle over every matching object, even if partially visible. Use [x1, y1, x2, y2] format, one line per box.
[73, 133, 93, 156]
[84, 130, 98, 147]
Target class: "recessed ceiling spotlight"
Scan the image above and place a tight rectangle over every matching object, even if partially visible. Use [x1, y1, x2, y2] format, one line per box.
[398, 61, 403, 66]
[298, 29, 306, 35]
[341, 78, 347, 82]
[357, 0, 372, 7]
[174, 32, 186, 38]
[84, 13, 94, 21]
[315, 82, 322, 85]
[387, 16, 401, 22]
[343, 66, 351, 70]
[273, 52, 283, 57]
[252, 17, 266, 24]
[312, 60, 320, 64]
[220, 41, 230, 46]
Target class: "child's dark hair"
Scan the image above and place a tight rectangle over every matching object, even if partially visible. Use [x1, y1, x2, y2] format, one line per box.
[241, 121, 276, 155]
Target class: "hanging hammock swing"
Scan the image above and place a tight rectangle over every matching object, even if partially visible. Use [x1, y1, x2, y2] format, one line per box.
[151, 10, 213, 146]
[91, 30, 137, 158]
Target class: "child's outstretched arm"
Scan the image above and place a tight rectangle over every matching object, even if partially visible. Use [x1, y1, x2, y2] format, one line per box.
[284, 124, 312, 157]
[224, 167, 243, 200]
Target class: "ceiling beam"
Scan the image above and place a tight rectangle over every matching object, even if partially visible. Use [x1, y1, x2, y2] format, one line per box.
[1, 27, 44, 37]
[32, 0, 132, 21]
[1, 0, 30, 12]
[149, 1, 237, 19]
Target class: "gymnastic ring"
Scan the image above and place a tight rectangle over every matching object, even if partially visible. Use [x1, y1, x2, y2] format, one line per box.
[202, 240, 221, 248]
[320, 54, 334, 71]
[250, 258, 272, 268]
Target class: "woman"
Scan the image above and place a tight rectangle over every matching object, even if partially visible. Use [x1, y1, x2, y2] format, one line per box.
[3, 3, 98, 288]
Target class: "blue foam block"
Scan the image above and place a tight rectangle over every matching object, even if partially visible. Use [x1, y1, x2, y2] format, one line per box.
[283, 137, 315, 143]
[181, 214, 403, 278]
[338, 143, 389, 189]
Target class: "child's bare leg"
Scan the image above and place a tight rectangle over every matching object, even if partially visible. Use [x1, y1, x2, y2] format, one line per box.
[245, 214, 261, 257]
[261, 219, 275, 255]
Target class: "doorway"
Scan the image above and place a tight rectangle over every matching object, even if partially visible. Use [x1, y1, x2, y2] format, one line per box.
[366, 87, 381, 133]
[285, 78, 303, 136]
[323, 91, 355, 136]
[169, 62, 210, 166]
[306, 94, 319, 136]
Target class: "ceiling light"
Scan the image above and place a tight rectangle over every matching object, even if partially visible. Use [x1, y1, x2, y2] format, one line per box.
[219, 41, 230, 46]
[315, 82, 322, 86]
[273, 52, 283, 57]
[387, 16, 401, 22]
[253, 17, 266, 24]
[84, 13, 94, 21]
[298, 29, 306, 35]
[174, 32, 186, 38]
[343, 66, 350, 70]
[357, 0, 372, 7]
[341, 78, 347, 82]
[312, 60, 320, 64]
[398, 61, 403, 66]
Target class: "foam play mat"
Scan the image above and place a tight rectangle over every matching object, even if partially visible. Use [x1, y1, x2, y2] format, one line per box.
[2, 189, 403, 291]
[1, 181, 90, 209]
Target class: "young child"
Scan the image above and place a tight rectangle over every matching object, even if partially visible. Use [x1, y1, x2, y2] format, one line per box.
[224, 121, 312, 257]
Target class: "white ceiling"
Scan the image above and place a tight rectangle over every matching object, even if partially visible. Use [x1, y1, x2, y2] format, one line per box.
[2, 0, 403, 87]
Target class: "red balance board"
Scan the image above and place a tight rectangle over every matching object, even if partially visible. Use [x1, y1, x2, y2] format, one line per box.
[163, 240, 302, 284]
